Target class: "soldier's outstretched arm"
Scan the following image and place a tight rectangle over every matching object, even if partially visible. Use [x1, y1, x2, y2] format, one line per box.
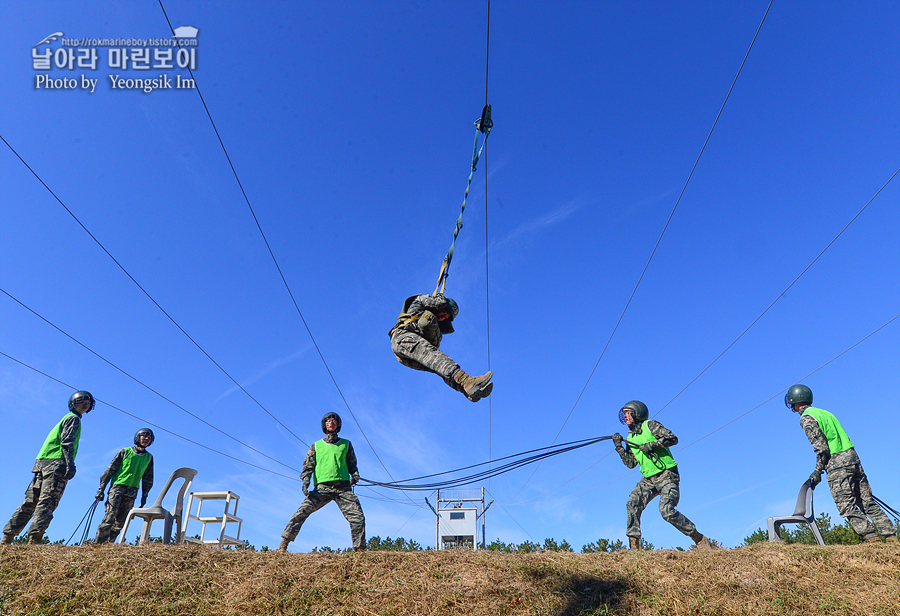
[615, 442, 638, 469]
[97, 449, 126, 495]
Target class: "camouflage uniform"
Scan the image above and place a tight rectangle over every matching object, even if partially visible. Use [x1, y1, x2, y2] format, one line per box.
[94, 446, 155, 544]
[389, 294, 466, 394]
[281, 432, 366, 550]
[800, 411, 896, 539]
[615, 420, 698, 542]
[3, 413, 81, 541]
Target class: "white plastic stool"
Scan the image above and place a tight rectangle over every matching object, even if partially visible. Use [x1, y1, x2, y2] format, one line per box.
[183, 491, 243, 547]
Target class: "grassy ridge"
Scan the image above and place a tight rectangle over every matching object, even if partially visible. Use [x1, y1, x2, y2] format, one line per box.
[1, 543, 898, 615]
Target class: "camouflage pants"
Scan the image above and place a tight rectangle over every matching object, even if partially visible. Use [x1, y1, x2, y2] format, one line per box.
[282, 485, 366, 549]
[3, 464, 68, 539]
[390, 330, 463, 392]
[827, 462, 896, 538]
[626, 467, 697, 540]
[95, 485, 137, 544]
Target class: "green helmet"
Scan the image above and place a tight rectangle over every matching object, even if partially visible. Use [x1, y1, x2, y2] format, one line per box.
[444, 297, 459, 320]
[785, 384, 813, 411]
[618, 400, 649, 425]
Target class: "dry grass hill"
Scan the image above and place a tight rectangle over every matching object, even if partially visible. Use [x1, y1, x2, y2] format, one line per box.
[1, 542, 898, 615]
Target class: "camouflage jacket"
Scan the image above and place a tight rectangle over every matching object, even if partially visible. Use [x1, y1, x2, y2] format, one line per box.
[32, 412, 81, 473]
[97, 446, 155, 498]
[388, 294, 455, 348]
[615, 420, 678, 469]
[799, 413, 860, 472]
[300, 432, 359, 489]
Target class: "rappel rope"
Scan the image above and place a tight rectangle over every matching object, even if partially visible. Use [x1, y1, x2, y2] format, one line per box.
[65, 498, 102, 546]
[872, 495, 900, 521]
[361, 433, 611, 491]
[433, 104, 493, 296]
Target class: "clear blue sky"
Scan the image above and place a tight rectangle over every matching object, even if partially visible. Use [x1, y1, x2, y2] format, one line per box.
[1, 1, 898, 552]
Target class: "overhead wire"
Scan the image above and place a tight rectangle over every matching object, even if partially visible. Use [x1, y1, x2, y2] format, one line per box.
[653, 165, 900, 419]
[0, 286, 304, 471]
[483, 0, 494, 487]
[0, 349, 304, 482]
[508, 0, 774, 499]
[502, 311, 900, 506]
[486, 487, 534, 542]
[156, 0, 404, 493]
[501, 165, 899, 504]
[0, 133, 307, 448]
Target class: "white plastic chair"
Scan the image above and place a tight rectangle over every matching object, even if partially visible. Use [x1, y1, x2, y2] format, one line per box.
[767, 479, 825, 545]
[118, 467, 197, 545]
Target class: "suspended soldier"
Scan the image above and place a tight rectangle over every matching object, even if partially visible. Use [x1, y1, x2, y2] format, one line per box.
[389, 293, 493, 402]
[2, 391, 94, 545]
[94, 428, 155, 544]
[612, 400, 715, 550]
[785, 384, 898, 543]
[278, 412, 366, 552]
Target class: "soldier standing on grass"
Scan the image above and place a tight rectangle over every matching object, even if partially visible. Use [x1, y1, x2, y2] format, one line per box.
[94, 428, 155, 544]
[785, 384, 898, 543]
[612, 400, 715, 550]
[2, 391, 94, 545]
[389, 293, 493, 402]
[278, 412, 366, 552]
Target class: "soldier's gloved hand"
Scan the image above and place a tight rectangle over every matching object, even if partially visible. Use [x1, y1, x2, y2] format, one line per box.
[95, 487, 105, 501]
[612, 433, 624, 448]
[638, 442, 657, 455]
[417, 310, 436, 329]
[140, 495, 148, 508]
[350, 473, 359, 486]
[809, 470, 823, 488]
[65, 465, 77, 480]
[302, 479, 310, 497]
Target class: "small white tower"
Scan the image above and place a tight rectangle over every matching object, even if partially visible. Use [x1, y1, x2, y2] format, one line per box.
[434, 488, 488, 550]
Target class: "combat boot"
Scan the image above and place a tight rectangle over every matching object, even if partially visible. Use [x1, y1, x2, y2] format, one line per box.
[467, 381, 493, 402]
[452, 369, 493, 401]
[690, 530, 713, 550]
[27, 534, 43, 545]
[276, 538, 291, 553]
[628, 537, 640, 550]
[1, 533, 14, 545]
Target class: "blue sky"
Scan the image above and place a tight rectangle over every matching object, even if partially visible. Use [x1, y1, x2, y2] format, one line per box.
[1, 1, 898, 552]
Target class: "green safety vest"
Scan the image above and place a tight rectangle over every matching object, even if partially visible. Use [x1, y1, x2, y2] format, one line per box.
[112, 448, 153, 488]
[36, 413, 81, 461]
[802, 407, 854, 455]
[314, 439, 350, 484]
[627, 421, 677, 478]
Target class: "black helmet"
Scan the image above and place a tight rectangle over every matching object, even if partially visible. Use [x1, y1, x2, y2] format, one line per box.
[618, 400, 649, 425]
[68, 391, 95, 414]
[321, 412, 342, 434]
[785, 384, 813, 411]
[134, 428, 155, 447]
